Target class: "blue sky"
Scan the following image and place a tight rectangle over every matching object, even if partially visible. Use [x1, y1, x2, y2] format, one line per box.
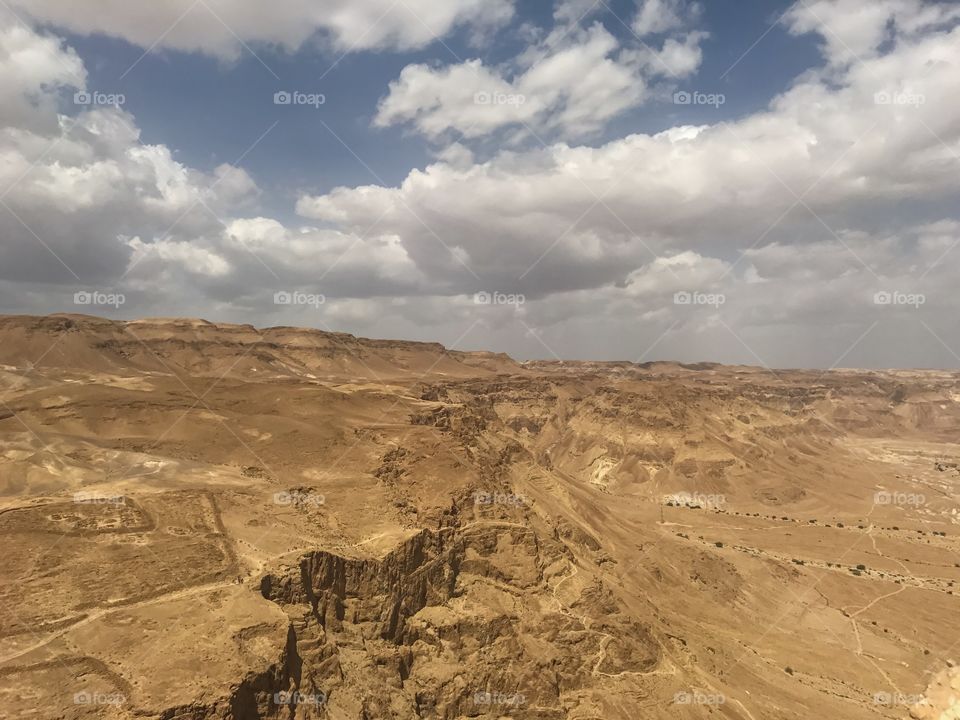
[1, 0, 959, 367]
[65, 0, 820, 217]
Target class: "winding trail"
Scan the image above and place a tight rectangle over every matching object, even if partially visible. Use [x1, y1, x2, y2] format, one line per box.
[0, 544, 311, 666]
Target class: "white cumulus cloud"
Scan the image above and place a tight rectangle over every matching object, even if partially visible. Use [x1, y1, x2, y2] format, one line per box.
[7, 0, 515, 57]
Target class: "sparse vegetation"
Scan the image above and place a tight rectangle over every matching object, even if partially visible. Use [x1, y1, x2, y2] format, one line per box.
[0, 314, 954, 719]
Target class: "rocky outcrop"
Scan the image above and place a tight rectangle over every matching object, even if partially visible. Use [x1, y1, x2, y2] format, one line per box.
[252, 521, 659, 719]
[262, 529, 460, 643]
[910, 664, 960, 719]
[156, 626, 299, 720]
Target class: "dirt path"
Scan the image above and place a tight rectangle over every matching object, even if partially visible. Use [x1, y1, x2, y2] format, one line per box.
[0, 542, 312, 666]
[0, 578, 235, 665]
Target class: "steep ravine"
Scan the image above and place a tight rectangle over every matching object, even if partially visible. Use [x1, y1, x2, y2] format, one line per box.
[236, 516, 663, 720]
[254, 527, 498, 719]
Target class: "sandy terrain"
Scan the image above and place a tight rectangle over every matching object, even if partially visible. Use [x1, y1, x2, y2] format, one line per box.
[0, 313, 957, 719]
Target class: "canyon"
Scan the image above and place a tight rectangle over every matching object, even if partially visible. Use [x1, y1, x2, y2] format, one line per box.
[0, 314, 957, 719]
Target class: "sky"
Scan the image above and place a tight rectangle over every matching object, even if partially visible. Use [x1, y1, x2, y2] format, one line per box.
[0, 0, 958, 368]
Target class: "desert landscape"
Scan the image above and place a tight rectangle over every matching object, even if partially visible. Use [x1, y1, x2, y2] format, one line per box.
[0, 313, 956, 719]
[2, 0, 959, 716]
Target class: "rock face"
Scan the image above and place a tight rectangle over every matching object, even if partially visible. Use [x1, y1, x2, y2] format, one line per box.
[910, 665, 960, 719]
[0, 314, 522, 381]
[258, 524, 660, 719]
[1, 314, 959, 719]
[262, 529, 461, 639]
